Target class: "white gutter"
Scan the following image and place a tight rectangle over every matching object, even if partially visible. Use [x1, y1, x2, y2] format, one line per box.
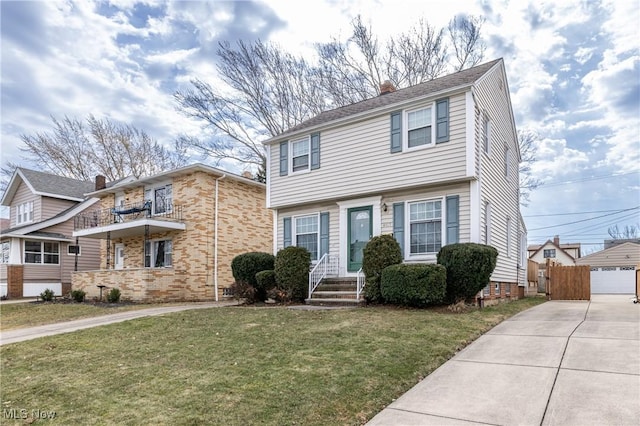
[214, 174, 227, 301]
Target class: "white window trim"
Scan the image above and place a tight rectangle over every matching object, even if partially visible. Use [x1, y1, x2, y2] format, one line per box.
[1, 241, 9, 264]
[292, 212, 320, 261]
[144, 238, 173, 268]
[144, 181, 173, 216]
[24, 240, 60, 265]
[289, 136, 311, 175]
[405, 196, 445, 261]
[67, 245, 81, 256]
[403, 103, 436, 152]
[16, 201, 34, 225]
[543, 248, 556, 259]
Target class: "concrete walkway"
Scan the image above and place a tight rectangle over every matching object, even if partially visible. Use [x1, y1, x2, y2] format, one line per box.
[0, 301, 239, 346]
[368, 295, 640, 426]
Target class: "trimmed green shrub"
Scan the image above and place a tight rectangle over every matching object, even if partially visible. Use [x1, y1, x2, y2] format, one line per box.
[231, 252, 275, 300]
[40, 288, 55, 302]
[256, 270, 276, 295]
[362, 234, 403, 303]
[437, 243, 499, 303]
[274, 246, 311, 302]
[70, 289, 86, 303]
[380, 263, 446, 307]
[107, 288, 121, 303]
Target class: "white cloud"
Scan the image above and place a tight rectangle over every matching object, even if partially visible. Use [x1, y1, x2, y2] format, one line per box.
[530, 137, 590, 179]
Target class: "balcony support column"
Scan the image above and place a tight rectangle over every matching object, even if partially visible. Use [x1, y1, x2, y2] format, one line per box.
[144, 224, 149, 267]
[106, 231, 111, 269]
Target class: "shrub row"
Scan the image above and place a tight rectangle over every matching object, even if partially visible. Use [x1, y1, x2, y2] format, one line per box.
[381, 264, 446, 307]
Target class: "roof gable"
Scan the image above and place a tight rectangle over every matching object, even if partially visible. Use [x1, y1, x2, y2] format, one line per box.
[576, 242, 640, 264]
[264, 58, 503, 143]
[1, 168, 94, 206]
[528, 240, 576, 261]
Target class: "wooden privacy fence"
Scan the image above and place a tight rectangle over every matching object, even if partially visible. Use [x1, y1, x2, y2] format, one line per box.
[527, 259, 539, 285]
[546, 260, 590, 300]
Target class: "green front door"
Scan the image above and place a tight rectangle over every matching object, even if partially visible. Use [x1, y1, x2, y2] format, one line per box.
[347, 206, 373, 272]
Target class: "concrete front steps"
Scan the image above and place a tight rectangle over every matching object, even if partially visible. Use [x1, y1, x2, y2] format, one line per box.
[305, 277, 365, 306]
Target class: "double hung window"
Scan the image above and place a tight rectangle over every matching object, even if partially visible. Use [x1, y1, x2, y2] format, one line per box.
[17, 201, 33, 225]
[291, 137, 310, 173]
[294, 215, 318, 260]
[408, 200, 442, 254]
[407, 107, 432, 148]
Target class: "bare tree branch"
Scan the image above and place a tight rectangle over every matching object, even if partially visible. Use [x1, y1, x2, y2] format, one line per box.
[448, 15, 486, 71]
[518, 128, 542, 206]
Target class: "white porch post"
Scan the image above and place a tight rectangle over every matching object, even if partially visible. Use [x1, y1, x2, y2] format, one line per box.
[8, 237, 21, 264]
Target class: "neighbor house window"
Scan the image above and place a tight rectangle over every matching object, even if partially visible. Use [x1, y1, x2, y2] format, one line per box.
[294, 215, 318, 260]
[16, 201, 34, 225]
[543, 249, 556, 258]
[68, 245, 81, 256]
[291, 137, 310, 173]
[1, 241, 9, 263]
[24, 241, 59, 264]
[145, 183, 172, 215]
[144, 239, 172, 268]
[406, 106, 432, 148]
[408, 199, 442, 254]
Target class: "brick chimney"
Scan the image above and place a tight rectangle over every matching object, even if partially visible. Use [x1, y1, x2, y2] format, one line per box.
[379, 80, 396, 95]
[553, 235, 560, 246]
[95, 175, 106, 191]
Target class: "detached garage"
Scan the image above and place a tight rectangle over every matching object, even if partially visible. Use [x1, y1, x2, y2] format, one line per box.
[576, 242, 640, 294]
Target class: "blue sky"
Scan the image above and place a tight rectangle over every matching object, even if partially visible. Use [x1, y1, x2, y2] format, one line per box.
[1, 0, 639, 252]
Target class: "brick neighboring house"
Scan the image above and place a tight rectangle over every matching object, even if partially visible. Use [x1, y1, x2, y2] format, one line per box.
[72, 163, 272, 302]
[1, 168, 101, 298]
[264, 58, 526, 304]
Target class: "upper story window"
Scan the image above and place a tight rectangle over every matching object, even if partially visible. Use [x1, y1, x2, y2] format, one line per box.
[482, 112, 491, 155]
[25, 240, 59, 264]
[543, 249, 556, 258]
[406, 107, 432, 148]
[408, 199, 442, 255]
[145, 183, 172, 215]
[291, 137, 310, 173]
[294, 214, 319, 260]
[16, 201, 34, 225]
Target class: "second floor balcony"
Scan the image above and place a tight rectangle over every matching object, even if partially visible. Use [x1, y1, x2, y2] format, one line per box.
[73, 200, 186, 239]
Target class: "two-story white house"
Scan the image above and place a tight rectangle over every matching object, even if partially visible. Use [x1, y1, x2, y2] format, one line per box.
[264, 58, 526, 303]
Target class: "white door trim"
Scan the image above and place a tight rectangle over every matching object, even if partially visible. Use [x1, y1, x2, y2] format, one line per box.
[336, 196, 382, 276]
[114, 243, 124, 270]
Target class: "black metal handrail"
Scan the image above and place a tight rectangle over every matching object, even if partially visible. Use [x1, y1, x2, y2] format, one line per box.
[74, 201, 184, 231]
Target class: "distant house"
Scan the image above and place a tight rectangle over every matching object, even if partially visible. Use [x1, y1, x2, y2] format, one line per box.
[0, 168, 101, 298]
[72, 163, 273, 302]
[264, 58, 526, 303]
[576, 242, 639, 294]
[528, 235, 581, 266]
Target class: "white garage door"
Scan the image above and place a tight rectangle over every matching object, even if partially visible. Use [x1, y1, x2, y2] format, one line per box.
[590, 266, 636, 294]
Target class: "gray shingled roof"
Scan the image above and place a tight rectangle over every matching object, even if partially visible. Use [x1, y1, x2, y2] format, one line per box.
[269, 58, 502, 142]
[19, 168, 95, 200]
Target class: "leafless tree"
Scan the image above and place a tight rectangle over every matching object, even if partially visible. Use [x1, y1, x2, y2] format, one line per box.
[175, 14, 486, 180]
[607, 224, 639, 239]
[518, 129, 542, 206]
[448, 15, 486, 71]
[13, 115, 187, 183]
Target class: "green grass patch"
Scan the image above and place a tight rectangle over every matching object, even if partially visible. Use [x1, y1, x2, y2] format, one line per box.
[0, 302, 162, 331]
[1, 298, 545, 425]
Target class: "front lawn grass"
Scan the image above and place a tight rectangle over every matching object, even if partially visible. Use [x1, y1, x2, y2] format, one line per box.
[0, 302, 162, 331]
[1, 297, 545, 425]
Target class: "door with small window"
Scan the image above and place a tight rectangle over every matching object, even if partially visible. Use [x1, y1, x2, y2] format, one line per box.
[347, 206, 372, 272]
[114, 244, 124, 270]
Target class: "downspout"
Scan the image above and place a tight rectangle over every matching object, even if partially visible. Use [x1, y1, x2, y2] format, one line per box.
[214, 174, 227, 302]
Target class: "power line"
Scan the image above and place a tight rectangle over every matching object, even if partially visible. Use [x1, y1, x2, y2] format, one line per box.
[523, 171, 640, 190]
[527, 206, 640, 231]
[523, 208, 636, 218]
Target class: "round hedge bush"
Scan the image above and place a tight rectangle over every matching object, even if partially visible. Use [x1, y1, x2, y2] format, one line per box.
[436, 243, 498, 303]
[274, 246, 311, 302]
[231, 252, 275, 301]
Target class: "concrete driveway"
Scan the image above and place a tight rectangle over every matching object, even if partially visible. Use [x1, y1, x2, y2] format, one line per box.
[368, 295, 640, 426]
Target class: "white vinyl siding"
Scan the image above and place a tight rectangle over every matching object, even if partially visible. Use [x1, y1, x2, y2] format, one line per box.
[474, 63, 520, 284]
[277, 203, 340, 256]
[269, 92, 468, 208]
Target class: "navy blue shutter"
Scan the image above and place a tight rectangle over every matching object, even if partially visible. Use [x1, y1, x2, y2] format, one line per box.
[393, 202, 405, 257]
[279, 142, 288, 176]
[436, 98, 449, 144]
[319, 212, 329, 256]
[390, 112, 402, 153]
[310, 133, 320, 170]
[446, 195, 459, 244]
[283, 217, 292, 247]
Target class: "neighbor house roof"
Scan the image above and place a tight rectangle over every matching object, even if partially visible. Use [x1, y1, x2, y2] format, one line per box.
[263, 58, 503, 144]
[1, 168, 95, 205]
[528, 239, 579, 261]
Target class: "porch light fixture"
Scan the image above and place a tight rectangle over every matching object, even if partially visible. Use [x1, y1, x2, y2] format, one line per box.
[382, 203, 388, 212]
